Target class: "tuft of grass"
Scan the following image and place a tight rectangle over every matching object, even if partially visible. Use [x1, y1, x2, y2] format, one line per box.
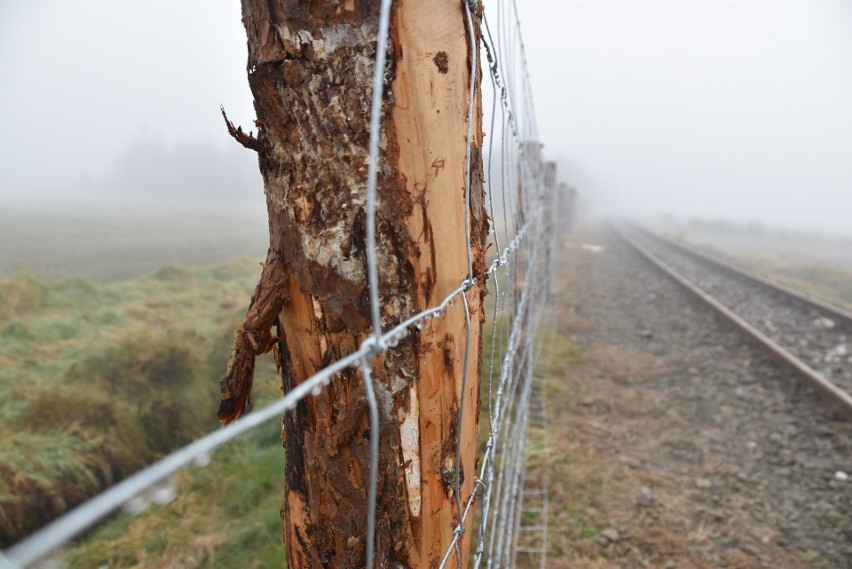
[0, 272, 46, 320]
[150, 264, 194, 282]
[0, 330, 221, 543]
[538, 327, 583, 370]
[2, 321, 36, 341]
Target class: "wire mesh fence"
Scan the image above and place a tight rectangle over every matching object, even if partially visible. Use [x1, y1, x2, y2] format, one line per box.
[1, 1, 557, 567]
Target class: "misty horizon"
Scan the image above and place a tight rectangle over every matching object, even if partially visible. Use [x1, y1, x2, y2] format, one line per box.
[2, 0, 851, 236]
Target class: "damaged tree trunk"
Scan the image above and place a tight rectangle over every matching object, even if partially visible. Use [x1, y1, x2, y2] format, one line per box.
[220, 0, 487, 566]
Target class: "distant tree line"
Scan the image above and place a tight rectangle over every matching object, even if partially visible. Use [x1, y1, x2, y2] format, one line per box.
[85, 132, 263, 204]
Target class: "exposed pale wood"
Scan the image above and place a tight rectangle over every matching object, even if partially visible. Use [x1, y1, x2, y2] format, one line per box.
[391, 0, 486, 565]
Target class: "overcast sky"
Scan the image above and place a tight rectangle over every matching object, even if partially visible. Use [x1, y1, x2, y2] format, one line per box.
[0, 0, 258, 209]
[1, 0, 851, 234]
[517, 0, 852, 234]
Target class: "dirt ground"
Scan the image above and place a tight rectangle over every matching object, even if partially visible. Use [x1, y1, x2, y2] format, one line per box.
[543, 224, 851, 568]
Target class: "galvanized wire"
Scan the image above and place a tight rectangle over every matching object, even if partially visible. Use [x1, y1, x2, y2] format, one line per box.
[365, 0, 395, 342]
[359, 356, 381, 569]
[0, 1, 552, 567]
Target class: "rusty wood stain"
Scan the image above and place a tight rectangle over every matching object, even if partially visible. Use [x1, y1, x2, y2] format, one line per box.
[433, 51, 449, 74]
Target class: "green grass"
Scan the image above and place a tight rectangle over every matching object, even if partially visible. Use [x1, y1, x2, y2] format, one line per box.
[63, 426, 287, 569]
[0, 258, 284, 546]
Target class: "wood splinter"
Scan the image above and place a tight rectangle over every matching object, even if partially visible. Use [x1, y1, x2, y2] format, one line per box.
[218, 256, 289, 424]
[220, 105, 262, 152]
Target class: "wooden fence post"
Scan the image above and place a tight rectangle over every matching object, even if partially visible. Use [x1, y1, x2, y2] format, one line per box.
[220, 1, 486, 566]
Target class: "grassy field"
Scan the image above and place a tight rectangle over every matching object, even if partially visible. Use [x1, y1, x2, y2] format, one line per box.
[0, 205, 268, 284]
[0, 258, 291, 548]
[0, 204, 307, 565]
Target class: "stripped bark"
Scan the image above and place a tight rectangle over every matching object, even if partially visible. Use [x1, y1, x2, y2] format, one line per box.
[221, 0, 487, 566]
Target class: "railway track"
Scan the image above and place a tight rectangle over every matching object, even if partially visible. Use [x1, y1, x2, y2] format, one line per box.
[615, 224, 852, 417]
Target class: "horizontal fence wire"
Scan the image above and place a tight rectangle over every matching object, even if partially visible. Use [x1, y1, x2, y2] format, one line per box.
[0, 1, 553, 567]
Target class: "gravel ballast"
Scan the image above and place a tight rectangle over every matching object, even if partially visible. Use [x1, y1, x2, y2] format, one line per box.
[546, 224, 852, 568]
[628, 228, 852, 396]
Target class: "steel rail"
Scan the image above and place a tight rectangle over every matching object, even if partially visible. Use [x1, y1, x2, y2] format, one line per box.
[614, 225, 852, 417]
[631, 224, 852, 329]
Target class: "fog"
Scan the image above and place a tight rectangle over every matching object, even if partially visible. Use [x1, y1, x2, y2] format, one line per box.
[2, 0, 851, 235]
[0, 0, 261, 213]
[517, 0, 852, 235]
